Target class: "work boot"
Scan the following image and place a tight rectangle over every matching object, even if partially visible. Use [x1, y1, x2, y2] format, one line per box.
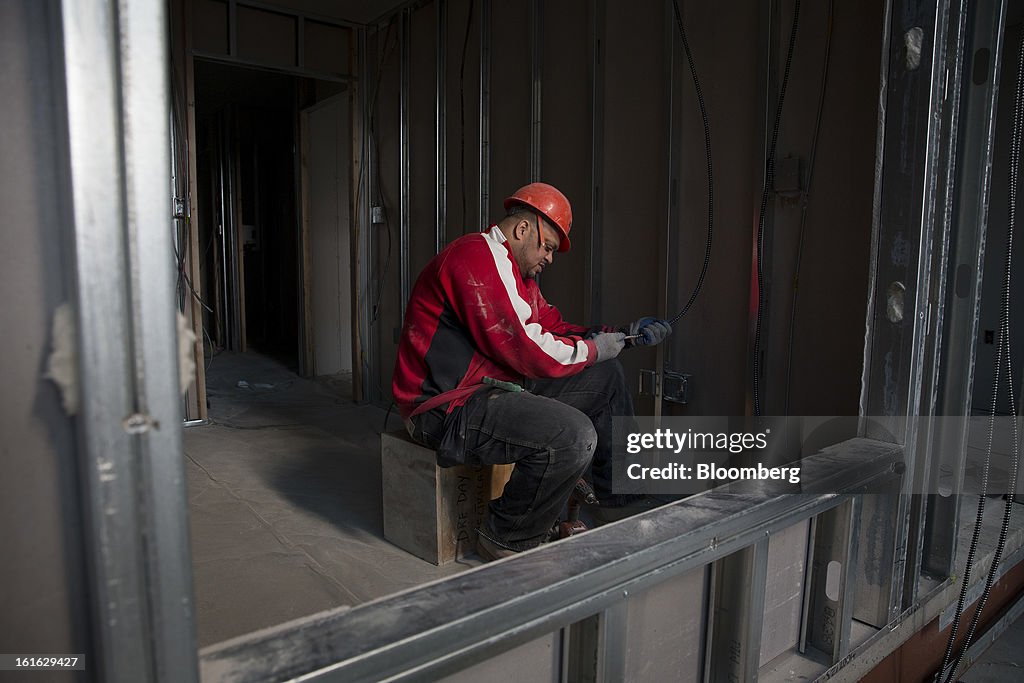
[475, 529, 520, 562]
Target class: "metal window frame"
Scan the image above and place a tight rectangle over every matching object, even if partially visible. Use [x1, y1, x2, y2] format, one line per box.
[706, 539, 770, 681]
[199, 441, 901, 682]
[916, 0, 1008, 585]
[60, 0, 198, 679]
[857, 0, 972, 628]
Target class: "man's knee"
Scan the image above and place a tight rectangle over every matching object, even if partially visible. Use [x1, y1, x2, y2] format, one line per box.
[557, 412, 597, 469]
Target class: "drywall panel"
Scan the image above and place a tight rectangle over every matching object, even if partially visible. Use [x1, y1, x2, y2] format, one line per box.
[600, 0, 669, 414]
[306, 95, 353, 375]
[621, 567, 707, 681]
[0, 1, 90, 677]
[760, 519, 809, 666]
[438, 632, 562, 683]
[538, 0, 591, 327]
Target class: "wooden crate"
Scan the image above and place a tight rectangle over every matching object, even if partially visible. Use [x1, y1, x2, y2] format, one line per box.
[381, 431, 513, 565]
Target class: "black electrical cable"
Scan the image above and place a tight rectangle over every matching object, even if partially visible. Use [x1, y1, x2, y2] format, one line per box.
[667, 0, 714, 326]
[784, 0, 833, 415]
[169, 52, 219, 374]
[371, 142, 394, 323]
[365, 19, 399, 324]
[752, 0, 802, 417]
[459, 0, 475, 232]
[172, 228, 215, 313]
[936, 27, 1024, 683]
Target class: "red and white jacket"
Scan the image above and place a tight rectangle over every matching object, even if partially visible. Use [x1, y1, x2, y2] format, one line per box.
[392, 225, 603, 419]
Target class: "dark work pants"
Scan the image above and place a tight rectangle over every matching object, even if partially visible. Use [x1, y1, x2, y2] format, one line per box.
[410, 359, 635, 552]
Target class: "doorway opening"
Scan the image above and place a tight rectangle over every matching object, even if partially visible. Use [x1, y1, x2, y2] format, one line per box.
[193, 59, 357, 390]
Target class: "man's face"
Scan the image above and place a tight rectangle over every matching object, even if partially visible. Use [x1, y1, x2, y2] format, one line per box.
[514, 217, 560, 279]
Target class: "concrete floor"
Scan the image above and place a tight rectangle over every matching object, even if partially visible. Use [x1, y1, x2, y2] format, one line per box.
[185, 351, 480, 648]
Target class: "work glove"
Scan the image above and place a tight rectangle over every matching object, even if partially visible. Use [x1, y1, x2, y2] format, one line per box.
[592, 332, 626, 363]
[625, 317, 672, 347]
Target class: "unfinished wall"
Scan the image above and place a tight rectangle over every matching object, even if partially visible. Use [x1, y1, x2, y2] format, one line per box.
[664, 0, 884, 417]
[368, 0, 884, 418]
[759, 0, 885, 417]
[0, 1, 92, 679]
[538, 0, 593, 326]
[598, 0, 670, 416]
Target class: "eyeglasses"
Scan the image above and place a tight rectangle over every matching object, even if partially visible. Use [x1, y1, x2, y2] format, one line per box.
[534, 213, 559, 254]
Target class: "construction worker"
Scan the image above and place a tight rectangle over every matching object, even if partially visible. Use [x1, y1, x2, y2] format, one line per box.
[392, 182, 671, 560]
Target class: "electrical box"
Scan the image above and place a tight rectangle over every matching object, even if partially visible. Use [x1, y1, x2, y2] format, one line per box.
[663, 371, 690, 405]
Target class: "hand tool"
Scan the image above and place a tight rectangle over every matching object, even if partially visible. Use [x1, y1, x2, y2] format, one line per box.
[482, 376, 524, 392]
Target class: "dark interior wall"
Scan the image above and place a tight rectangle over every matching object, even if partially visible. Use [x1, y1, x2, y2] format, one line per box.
[599, 0, 670, 416]
[0, 2, 91, 679]
[538, 0, 592, 327]
[669, 1, 762, 417]
[371, 0, 672, 403]
[368, 0, 885, 414]
[447, 0, 481, 238]
[666, 0, 884, 417]
[410, 5, 439, 281]
[488, 0, 532, 219]
[759, 0, 885, 417]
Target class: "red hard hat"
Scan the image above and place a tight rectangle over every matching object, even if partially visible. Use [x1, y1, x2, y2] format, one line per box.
[503, 182, 573, 252]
